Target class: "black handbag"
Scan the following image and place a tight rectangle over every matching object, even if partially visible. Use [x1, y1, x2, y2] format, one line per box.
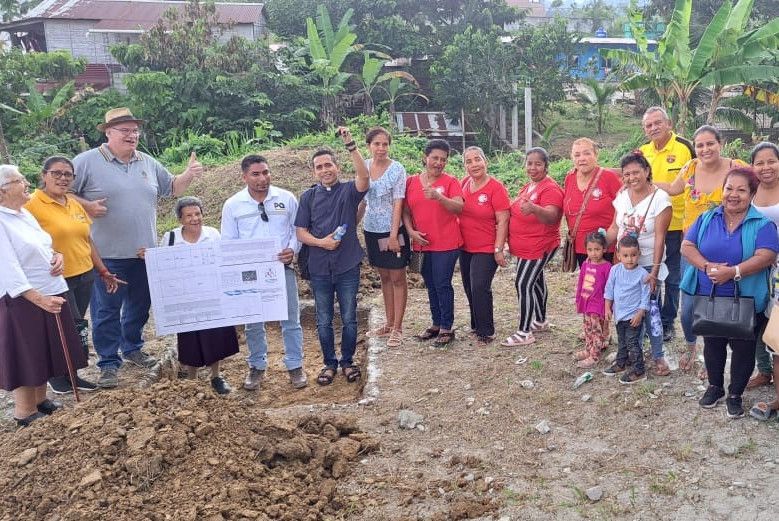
[691, 281, 755, 340]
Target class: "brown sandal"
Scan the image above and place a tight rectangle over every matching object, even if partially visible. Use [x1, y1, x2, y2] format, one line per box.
[415, 327, 440, 341]
[386, 329, 403, 348]
[317, 367, 336, 386]
[367, 324, 391, 338]
[342, 365, 361, 383]
[434, 330, 455, 346]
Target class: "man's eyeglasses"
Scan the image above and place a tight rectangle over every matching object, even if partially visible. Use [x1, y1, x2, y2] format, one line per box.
[112, 127, 141, 136]
[46, 170, 75, 180]
[258, 202, 269, 222]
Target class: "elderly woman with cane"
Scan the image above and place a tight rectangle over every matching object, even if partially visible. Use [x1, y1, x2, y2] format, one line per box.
[0, 165, 87, 427]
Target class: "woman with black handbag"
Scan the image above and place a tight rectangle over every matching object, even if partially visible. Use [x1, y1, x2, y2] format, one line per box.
[680, 167, 779, 418]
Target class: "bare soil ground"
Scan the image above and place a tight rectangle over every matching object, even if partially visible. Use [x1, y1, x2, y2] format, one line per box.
[3, 152, 779, 519]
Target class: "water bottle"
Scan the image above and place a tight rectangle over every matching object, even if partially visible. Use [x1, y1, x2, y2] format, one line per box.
[333, 223, 347, 241]
[649, 297, 663, 338]
[572, 372, 593, 389]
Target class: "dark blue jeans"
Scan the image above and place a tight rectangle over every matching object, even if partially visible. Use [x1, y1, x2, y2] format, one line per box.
[310, 265, 360, 369]
[420, 249, 460, 330]
[90, 258, 151, 370]
[616, 320, 644, 374]
[661, 230, 682, 330]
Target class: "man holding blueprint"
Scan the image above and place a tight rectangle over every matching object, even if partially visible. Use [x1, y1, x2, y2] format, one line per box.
[221, 154, 307, 391]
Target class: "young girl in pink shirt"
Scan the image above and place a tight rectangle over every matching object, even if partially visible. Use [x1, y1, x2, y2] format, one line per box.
[575, 230, 611, 368]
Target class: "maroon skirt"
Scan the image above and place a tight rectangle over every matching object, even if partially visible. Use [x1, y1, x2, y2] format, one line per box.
[176, 326, 239, 367]
[0, 294, 87, 391]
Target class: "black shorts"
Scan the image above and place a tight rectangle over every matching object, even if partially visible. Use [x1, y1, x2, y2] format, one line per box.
[364, 227, 411, 269]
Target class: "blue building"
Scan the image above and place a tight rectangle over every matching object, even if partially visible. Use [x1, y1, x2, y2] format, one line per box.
[569, 32, 658, 81]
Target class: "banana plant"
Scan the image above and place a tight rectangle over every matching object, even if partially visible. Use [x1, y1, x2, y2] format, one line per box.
[606, 0, 779, 133]
[378, 76, 429, 125]
[358, 51, 422, 115]
[304, 5, 359, 126]
[0, 80, 75, 136]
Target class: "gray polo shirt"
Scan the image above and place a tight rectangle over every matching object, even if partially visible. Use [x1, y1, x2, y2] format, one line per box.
[72, 144, 174, 259]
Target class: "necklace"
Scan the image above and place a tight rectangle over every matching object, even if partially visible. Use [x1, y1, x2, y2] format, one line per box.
[726, 211, 746, 230]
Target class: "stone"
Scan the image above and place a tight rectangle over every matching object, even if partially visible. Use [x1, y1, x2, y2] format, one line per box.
[581, 394, 592, 402]
[16, 448, 37, 466]
[586, 485, 603, 502]
[79, 470, 102, 488]
[520, 380, 534, 389]
[465, 397, 475, 408]
[718, 444, 738, 457]
[535, 420, 551, 434]
[514, 357, 528, 365]
[476, 407, 490, 416]
[398, 409, 424, 430]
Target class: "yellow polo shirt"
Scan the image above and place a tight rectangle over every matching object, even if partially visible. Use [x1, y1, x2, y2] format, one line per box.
[640, 132, 695, 231]
[24, 190, 94, 278]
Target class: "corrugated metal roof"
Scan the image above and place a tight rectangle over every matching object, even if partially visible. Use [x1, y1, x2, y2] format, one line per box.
[18, 0, 264, 24]
[394, 112, 464, 137]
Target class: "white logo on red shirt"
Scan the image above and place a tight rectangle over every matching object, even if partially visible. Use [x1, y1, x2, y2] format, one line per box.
[478, 194, 489, 204]
[592, 188, 602, 199]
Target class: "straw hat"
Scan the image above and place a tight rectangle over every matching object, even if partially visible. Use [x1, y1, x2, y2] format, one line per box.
[96, 108, 144, 131]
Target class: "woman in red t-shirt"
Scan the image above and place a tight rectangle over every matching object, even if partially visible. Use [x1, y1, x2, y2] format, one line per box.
[502, 147, 564, 346]
[402, 139, 464, 345]
[458, 146, 510, 343]
[562, 138, 622, 266]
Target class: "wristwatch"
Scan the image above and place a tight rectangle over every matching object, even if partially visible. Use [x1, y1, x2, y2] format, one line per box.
[734, 264, 742, 281]
[494, 247, 502, 254]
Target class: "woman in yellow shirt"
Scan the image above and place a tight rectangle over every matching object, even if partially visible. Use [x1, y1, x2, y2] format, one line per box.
[656, 126, 746, 372]
[25, 156, 122, 393]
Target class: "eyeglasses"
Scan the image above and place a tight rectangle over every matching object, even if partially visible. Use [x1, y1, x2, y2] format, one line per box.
[46, 170, 75, 180]
[1, 178, 28, 187]
[258, 202, 269, 222]
[111, 127, 141, 136]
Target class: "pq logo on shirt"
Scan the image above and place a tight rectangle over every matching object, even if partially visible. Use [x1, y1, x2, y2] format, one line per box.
[667, 155, 676, 164]
[273, 202, 286, 209]
[477, 194, 489, 205]
[592, 188, 602, 199]
[435, 187, 445, 194]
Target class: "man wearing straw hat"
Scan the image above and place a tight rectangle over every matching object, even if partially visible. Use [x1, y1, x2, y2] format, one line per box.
[71, 108, 203, 388]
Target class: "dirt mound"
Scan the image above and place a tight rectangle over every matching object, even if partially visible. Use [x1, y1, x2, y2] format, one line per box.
[0, 380, 378, 520]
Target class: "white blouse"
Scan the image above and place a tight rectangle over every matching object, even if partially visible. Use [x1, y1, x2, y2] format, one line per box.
[612, 188, 672, 280]
[0, 206, 68, 298]
[159, 226, 221, 246]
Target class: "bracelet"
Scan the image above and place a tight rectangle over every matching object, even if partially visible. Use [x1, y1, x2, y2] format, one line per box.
[344, 140, 356, 149]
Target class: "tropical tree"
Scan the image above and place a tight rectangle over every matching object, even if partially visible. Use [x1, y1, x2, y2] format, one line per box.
[378, 76, 429, 124]
[303, 5, 359, 125]
[576, 78, 619, 134]
[0, 80, 76, 137]
[356, 51, 420, 115]
[607, 0, 779, 132]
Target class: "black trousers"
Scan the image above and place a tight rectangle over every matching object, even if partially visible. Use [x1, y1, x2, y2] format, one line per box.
[460, 251, 498, 337]
[703, 313, 767, 396]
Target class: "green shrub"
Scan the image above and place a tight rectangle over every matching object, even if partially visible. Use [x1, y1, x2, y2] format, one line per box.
[9, 133, 82, 182]
[159, 132, 227, 165]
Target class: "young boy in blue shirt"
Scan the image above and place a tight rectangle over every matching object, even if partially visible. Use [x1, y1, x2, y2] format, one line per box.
[603, 235, 651, 384]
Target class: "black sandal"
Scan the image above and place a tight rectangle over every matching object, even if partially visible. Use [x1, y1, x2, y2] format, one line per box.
[342, 365, 361, 383]
[434, 331, 455, 346]
[414, 327, 440, 341]
[317, 367, 336, 386]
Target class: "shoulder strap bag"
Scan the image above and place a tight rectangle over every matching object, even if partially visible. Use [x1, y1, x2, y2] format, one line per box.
[561, 168, 603, 272]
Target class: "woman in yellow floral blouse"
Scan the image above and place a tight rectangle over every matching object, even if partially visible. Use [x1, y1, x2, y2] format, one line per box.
[656, 125, 746, 372]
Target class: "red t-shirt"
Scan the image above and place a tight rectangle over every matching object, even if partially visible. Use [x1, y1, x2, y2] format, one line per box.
[459, 176, 511, 253]
[509, 176, 564, 259]
[405, 173, 463, 252]
[563, 167, 622, 254]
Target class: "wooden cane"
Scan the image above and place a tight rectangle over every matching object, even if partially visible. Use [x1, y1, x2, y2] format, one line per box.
[54, 312, 80, 403]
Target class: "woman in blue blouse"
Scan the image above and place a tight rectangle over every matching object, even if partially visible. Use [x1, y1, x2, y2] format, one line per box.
[681, 167, 779, 419]
[360, 127, 410, 348]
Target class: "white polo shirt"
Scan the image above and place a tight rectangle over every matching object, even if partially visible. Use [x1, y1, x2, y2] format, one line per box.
[0, 206, 68, 298]
[220, 185, 300, 253]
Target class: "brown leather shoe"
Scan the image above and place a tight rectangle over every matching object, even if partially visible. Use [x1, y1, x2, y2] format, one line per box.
[746, 372, 773, 390]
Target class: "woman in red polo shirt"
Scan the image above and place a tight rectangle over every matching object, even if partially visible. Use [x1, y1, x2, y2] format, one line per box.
[403, 139, 464, 346]
[563, 138, 622, 266]
[502, 147, 564, 346]
[458, 146, 511, 343]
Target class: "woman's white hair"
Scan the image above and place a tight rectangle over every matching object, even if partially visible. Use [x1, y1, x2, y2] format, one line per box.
[0, 165, 22, 187]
